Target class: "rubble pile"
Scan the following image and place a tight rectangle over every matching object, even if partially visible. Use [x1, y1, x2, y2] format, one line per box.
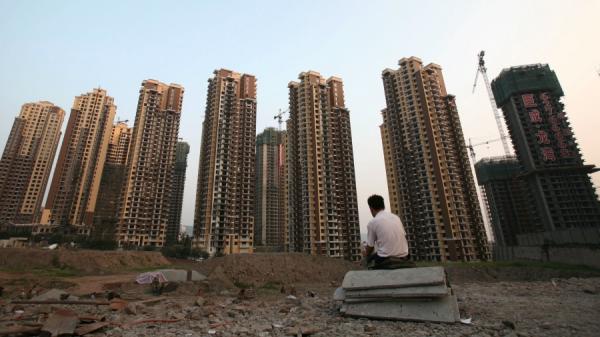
[1, 252, 599, 336]
[334, 267, 460, 323]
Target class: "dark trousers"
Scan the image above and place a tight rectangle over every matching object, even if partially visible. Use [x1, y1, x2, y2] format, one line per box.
[366, 253, 413, 270]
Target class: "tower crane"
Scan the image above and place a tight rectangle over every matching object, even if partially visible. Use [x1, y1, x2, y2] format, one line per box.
[468, 137, 502, 162]
[273, 108, 289, 131]
[472, 51, 511, 156]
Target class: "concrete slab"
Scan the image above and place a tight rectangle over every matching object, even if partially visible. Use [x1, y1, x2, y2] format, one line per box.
[343, 295, 460, 323]
[31, 289, 79, 301]
[342, 267, 445, 290]
[157, 269, 207, 282]
[333, 287, 345, 301]
[344, 285, 449, 299]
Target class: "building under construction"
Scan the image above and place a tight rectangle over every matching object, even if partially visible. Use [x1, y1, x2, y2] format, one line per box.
[381, 57, 490, 262]
[492, 64, 600, 232]
[254, 127, 286, 251]
[0, 102, 64, 226]
[166, 141, 190, 245]
[474, 156, 535, 246]
[42, 89, 116, 233]
[93, 121, 132, 240]
[194, 69, 257, 255]
[287, 71, 361, 261]
[117, 80, 184, 248]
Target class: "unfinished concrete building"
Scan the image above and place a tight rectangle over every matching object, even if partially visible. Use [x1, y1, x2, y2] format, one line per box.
[475, 156, 535, 246]
[117, 80, 184, 247]
[0, 102, 64, 226]
[194, 69, 257, 255]
[491, 64, 600, 231]
[93, 121, 132, 240]
[381, 57, 490, 262]
[42, 89, 116, 233]
[287, 71, 361, 261]
[254, 127, 286, 251]
[166, 141, 190, 245]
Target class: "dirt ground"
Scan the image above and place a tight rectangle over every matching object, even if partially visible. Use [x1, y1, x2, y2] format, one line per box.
[1, 250, 599, 337]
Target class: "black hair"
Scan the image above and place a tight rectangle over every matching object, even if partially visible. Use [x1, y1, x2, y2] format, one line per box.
[367, 194, 385, 210]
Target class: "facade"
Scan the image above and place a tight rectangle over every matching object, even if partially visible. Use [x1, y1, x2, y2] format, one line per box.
[380, 57, 490, 262]
[117, 80, 184, 247]
[166, 141, 190, 245]
[491, 64, 600, 231]
[106, 121, 132, 166]
[42, 89, 116, 232]
[475, 156, 534, 246]
[254, 127, 286, 250]
[0, 102, 64, 225]
[287, 71, 361, 261]
[93, 122, 132, 239]
[194, 69, 257, 255]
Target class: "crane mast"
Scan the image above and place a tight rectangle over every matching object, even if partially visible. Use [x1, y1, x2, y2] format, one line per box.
[473, 51, 511, 156]
[274, 108, 289, 131]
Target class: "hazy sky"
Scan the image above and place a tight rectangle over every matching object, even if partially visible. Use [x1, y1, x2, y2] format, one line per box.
[1, 0, 599, 235]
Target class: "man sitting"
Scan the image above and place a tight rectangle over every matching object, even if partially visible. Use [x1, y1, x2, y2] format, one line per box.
[363, 194, 414, 269]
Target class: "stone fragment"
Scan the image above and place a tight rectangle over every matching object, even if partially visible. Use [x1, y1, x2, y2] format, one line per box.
[31, 289, 79, 301]
[364, 324, 377, 333]
[41, 308, 78, 337]
[333, 287, 345, 301]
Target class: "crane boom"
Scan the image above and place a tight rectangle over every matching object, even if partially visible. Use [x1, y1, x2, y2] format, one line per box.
[274, 108, 289, 131]
[473, 51, 511, 156]
[468, 137, 502, 162]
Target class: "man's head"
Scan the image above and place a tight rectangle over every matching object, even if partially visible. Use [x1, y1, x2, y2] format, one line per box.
[367, 194, 385, 217]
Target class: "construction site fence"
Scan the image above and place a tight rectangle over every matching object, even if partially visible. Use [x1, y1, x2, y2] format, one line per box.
[516, 227, 600, 246]
[492, 243, 600, 269]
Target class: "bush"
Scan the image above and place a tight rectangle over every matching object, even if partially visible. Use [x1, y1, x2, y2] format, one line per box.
[161, 243, 209, 260]
[78, 238, 118, 250]
[142, 245, 158, 251]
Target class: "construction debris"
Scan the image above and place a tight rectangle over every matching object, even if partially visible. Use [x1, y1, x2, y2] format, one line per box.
[41, 308, 79, 337]
[73, 321, 110, 336]
[31, 288, 79, 301]
[136, 269, 206, 284]
[335, 266, 460, 323]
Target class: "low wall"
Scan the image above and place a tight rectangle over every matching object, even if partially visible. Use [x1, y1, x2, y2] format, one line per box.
[494, 245, 600, 269]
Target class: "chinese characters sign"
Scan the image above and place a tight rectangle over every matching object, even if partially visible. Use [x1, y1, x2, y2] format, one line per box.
[520, 92, 574, 163]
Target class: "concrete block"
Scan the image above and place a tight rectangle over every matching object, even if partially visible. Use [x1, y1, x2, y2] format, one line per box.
[344, 285, 449, 299]
[342, 267, 445, 290]
[333, 287, 345, 301]
[31, 289, 79, 301]
[343, 295, 459, 323]
[157, 269, 207, 282]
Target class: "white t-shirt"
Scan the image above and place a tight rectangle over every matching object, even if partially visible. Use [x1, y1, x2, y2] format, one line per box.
[366, 210, 409, 258]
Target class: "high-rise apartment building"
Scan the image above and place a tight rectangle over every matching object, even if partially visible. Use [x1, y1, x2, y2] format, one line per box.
[165, 141, 190, 245]
[474, 156, 534, 246]
[380, 57, 490, 262]
[117, 80, 183, 247]
[254, 127, 286, 250]
[287, 71, 361, 261]
[491, 64, 600, 231]
[42, 89, 116, 232]
[93, 121, 132, 239]
[194, 69, 257, 255]
[106, 121, 132, 166]
[0, 102, 64, 225]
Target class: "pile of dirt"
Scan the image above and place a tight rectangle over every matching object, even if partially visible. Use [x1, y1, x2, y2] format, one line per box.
[0, 248, 170, 274]
[194, 253, 359, 288]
